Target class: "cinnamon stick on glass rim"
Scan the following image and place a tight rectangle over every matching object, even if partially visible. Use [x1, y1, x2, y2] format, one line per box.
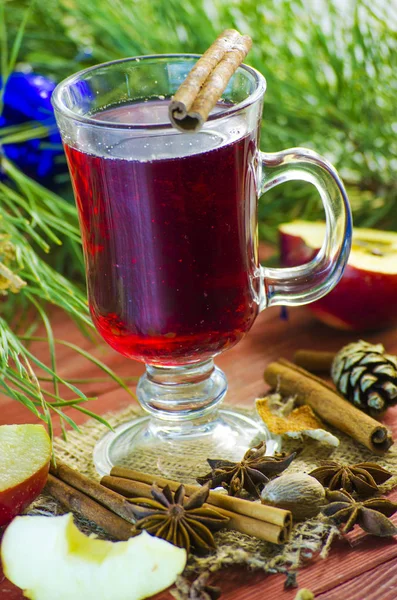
[169, 29, 252, 132]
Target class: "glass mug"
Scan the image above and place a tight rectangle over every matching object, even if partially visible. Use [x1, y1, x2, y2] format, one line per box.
[52, 55, 352, 476]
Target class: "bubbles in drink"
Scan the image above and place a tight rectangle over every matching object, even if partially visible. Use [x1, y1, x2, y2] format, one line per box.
[64, 98, 259, 364]
[73, 99, 249, 161]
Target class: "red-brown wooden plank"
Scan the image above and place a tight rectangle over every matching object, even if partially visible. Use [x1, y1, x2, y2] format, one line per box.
[316, 556, 397, 600]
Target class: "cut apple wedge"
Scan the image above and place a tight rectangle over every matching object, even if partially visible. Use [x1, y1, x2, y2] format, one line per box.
[1, 514, 187, 600]
[279, 221, 397, 331]
[0, 424, 51, 527]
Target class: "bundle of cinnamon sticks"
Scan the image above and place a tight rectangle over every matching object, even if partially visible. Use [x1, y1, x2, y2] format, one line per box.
[47, 461, 292, 545]
[103, 466, 292, 544]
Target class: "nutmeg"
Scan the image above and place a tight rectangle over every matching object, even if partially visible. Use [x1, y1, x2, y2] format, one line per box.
[261, 473, 326, 520]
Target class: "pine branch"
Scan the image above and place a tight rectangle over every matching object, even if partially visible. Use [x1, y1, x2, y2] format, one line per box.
[9, 0, 394, 235]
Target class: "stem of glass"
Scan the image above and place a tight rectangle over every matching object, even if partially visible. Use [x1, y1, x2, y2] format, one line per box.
[137, 359, 228, 422]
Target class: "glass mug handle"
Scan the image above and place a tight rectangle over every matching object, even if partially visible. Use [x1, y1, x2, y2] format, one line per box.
[257, 148, 353, 309]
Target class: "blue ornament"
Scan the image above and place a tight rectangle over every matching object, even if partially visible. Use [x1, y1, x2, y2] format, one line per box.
[1, 72, 64, 181]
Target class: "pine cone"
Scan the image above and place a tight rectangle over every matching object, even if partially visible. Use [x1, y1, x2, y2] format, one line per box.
[331, 340, 397, 416]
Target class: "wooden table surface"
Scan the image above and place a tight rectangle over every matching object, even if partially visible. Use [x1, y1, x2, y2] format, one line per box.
[2, 304, 397, 599]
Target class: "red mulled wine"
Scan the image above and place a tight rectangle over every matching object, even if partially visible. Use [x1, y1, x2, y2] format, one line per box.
[65, 100, 260, 365]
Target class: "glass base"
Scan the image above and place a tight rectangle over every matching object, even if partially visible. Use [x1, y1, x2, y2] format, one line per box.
[94, 360, 280, 481]
[93, 408, 280, 481]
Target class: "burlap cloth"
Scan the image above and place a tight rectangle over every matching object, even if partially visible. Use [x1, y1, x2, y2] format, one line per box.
[30, 402, 397, 590]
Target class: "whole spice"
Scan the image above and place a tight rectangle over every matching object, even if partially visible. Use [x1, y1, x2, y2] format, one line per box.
[309, 461, 393, 497]
[322, 490, 397, 536]
[172, 573, 221, 600]
[102, 470, 292, 544]
[50, 460, 137, 523]
[261, 473, 326, 520]
[196, 441, 296, 498]
[284, 571, 298, 589]
[128, 483, 229, 554]
[331, 341, 397, 416]
[44, 459, 290, 547]
[109, 466, 291, 527]
[45, 474, 135, 540]
[169, 29, 252, 132]
[264, 358, 393, 453]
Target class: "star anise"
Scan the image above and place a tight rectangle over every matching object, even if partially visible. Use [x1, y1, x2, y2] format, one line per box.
[128, 483, 229, 554]
[309, 461, 392, 497]
[322, 489, 397, 536]
[196, 441, 296, 498]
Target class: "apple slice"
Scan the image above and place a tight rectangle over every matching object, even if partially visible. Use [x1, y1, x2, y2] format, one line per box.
[0, 424, 51, 527]
[1, 514, 187, 600]
[279, 221, 397, 331]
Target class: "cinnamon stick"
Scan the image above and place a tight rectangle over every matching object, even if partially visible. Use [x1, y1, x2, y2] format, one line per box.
[45, 474, 134, 540]
[47, 460, 290, 544]
[109, 466, 291, 528]
[169, 29, 252, 132]
[101, 475, 290, 544]
[264, 358, 393, 454]
[294, 350, 335, 373]
[50, 461, 136, 524]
